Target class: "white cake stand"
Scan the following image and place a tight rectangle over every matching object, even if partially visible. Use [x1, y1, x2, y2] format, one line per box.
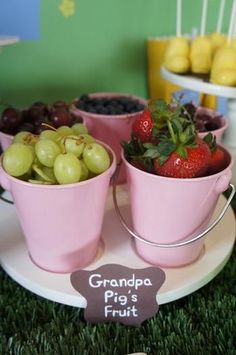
[0, 185, 235, 307]
[0, 36, 19, 47]
[161, 66, 236, 184]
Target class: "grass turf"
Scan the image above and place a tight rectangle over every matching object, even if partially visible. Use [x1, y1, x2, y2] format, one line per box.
[0, 189, 236, 354]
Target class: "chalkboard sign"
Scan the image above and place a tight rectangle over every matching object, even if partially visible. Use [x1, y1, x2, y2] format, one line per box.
[71, 264, 165, 326]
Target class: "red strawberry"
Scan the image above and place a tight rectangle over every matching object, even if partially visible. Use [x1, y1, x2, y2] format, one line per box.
[208, 146, 226, 175]
[154, 137, 211, 178]
[132, 110, 154, 143]
[203, 133, 227, 175]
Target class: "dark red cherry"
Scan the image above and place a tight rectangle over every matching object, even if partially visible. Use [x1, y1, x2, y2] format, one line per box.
[49, 109, 74, 128]
[52, 100, 69, 111]
[1, 107, 22, 130]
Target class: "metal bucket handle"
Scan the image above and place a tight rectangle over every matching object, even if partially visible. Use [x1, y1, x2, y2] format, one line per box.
[0, 188, 13, 204]
[112, 161, 235, 248]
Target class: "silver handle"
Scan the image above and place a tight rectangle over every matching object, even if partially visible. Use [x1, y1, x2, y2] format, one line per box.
[112, 161, 235, 248]
[0, 189, 13, 204]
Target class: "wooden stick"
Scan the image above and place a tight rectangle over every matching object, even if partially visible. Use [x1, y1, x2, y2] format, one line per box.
[176, 0, 182, 37]
[200, 0, 209, 36]
[216, 0, 226, 33]
[227, 0, 236, 43]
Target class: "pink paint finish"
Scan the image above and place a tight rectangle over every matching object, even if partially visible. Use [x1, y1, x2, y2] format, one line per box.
[196, 106, 228, 144]
[71, 93, 147, 184]
[0, 143, 116, 273]
[0, 131, 13, 151]
[122, 147, 233, 268]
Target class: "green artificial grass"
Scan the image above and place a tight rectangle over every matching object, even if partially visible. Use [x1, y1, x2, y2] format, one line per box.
[0, 187, 236, 355]
[0, 246, 236, 355]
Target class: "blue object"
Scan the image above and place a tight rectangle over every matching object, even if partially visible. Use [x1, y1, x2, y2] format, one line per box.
[172, 89, 201, 106]
[217, 97, 228, 115]
[0, 0, 40, 40]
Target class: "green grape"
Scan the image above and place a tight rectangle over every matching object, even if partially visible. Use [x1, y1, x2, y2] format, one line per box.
[83, 143, 110, 174]
[35, 139, 61, 167]
[28, 179, 53, 185]
[3, 143, 34, 177]
[13, 131, 38, 146]
[54, 153, 81, 184]
[18, 171, 32, 181]
[64, 135, 85, 157]
[78, 133, 95, 144]
[41, 166, 57, 183]
[72, 123, 88, 135]
[79, 159, 89, 181]
[57, 126, 74, 137]
[32, 164, 56, 183]
[39, 130, 60, 142]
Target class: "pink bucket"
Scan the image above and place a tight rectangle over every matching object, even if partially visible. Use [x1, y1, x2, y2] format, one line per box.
[196, 107, 228, 144]
[0, 143, 116, 273]
[113, 148, 234, 268]
[0, 131, 13, 151]
[71, 93, 147, 184]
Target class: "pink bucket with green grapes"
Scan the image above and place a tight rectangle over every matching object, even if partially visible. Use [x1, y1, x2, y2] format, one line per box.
[0, 137, 116, 273]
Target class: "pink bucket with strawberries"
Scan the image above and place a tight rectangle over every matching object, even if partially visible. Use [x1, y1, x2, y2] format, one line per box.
[113, 99, 235, 268]
[113, 151, 234, 267]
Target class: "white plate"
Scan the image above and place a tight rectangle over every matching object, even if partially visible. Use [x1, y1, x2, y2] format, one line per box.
[0, 185, 235, 307]
[0, 36, 19, 46]
[161, 66, 236, 99]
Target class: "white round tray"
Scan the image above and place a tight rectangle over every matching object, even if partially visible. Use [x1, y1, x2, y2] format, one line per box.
[161, 66, 236, 98]
[0, 185, 235, 307]
[0, 36, 19, 46]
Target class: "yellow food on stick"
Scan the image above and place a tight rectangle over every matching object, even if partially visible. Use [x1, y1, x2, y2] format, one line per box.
[163, 37, 190, 74]
[210, 44, 236, 86]
[230, 38, 236, 49]
[190, 36, 212, 74]
[208, 32, 226, 54]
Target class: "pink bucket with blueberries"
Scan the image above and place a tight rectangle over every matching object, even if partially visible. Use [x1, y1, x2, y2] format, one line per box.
[0, 142, 116, 273]
[113, 148, 234, 268]
[71, 92, 147, 184]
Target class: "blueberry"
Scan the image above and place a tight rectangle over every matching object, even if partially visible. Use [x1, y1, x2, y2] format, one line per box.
[136, 103, 145, 111]
[94, 105, 105, 113]
[86, 106, 97, 113]
[79, 94, 90, 102]
[100, 107, 110, 114]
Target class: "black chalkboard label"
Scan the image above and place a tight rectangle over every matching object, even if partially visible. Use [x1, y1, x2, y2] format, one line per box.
[70, 264, 165, 325]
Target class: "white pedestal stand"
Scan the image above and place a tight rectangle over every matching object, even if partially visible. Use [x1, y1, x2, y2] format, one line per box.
[0, 36, 19, 46]
[0, 186, 235, 307]
[161, 67, 236, 185]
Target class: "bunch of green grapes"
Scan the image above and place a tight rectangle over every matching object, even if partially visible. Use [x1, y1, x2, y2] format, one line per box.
[2, 123, 111, 185]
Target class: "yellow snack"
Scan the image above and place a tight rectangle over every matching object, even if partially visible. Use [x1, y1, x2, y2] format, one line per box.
[231, 38, 236, 49]
[210, 44, 236, 86]
[190, 36, 212, 74]
[208, 32, 226, 54]
[163, 37, 190, 74]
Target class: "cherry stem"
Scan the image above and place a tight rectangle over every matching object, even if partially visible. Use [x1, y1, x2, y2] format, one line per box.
[41, 123, 57, 131]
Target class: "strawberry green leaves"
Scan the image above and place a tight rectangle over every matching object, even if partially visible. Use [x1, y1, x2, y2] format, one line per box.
[123, 98, 212, 178]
